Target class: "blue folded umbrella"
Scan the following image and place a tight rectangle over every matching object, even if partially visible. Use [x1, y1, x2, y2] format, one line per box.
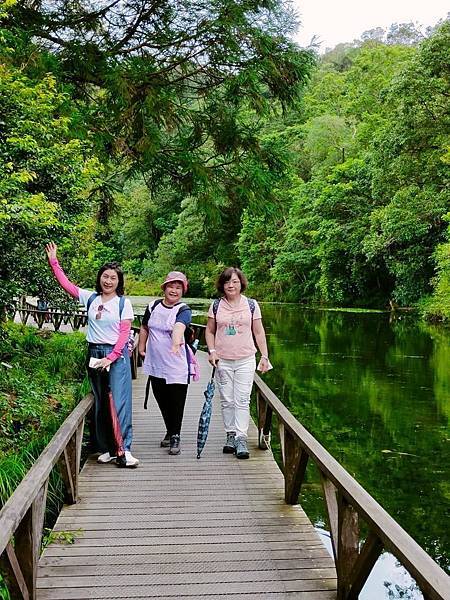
[197, 367, 216, 459]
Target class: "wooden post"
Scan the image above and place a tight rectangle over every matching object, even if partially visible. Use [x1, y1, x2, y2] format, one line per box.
[256, 391, 272, 449]
[346, 531, 383, 599]
[278, 421, 285, 469]
[0, 543, 30, 600]
[337, 492, 359, 600]
[53, 314, 63, 332]
[283, 427, 308, 505]
[321, 473, 339, 563]
[19, 311, 30, 325]
[58, 421, 83, 504]
[13, 481, 48, 600]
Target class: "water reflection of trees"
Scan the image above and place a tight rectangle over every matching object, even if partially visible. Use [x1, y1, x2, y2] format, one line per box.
[261, 306, 449, 570]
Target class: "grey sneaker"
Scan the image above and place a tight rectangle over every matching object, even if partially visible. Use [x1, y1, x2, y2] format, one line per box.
[235, 437, 250, 459]
[223, 432, 236, 454]
[169, 435, 181, 455]
[160, 433, 170, 447]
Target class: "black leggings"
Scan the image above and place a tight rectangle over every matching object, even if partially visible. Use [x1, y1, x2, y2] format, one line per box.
[150, 377, 188, 437]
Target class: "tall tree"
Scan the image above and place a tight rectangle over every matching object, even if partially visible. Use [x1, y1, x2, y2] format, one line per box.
[366, 22, 450, 305]
[7, 0, 314, 210]
[0, 61, 101, 313]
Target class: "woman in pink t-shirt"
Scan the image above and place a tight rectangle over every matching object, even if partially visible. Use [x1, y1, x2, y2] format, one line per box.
[205, 267, 270, 459]
[45, 242, 139, 468]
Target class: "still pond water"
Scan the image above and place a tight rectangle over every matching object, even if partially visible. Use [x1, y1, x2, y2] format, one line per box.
[134, 298, 450, 598]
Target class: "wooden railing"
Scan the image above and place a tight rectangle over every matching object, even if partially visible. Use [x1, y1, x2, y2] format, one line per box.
[0, 330, 141, 599]
[9, 304, 141, 380]
[12, 304, 147, 335]
[13, 306, 89, 332]
[254, 375, 449, 600]
[192, 322, 449, 600]
[0, 394, 94, 600]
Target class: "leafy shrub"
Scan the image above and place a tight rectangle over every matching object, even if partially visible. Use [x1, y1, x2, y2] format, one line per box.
[0, 324, 86, 508]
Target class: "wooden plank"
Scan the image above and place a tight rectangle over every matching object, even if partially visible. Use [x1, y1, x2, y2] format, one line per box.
[38, 592, 337, 600]
[53, 519, 312, 531]
[37, 557, 335, 576]
[39, 547, 331, 567]
[36, 570, 337, 589]
[41, 540, 329, 557]
[37, 578, 338, 599]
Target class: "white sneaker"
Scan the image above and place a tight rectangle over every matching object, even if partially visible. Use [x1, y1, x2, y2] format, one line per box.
[116, 451, 139, 468]
[97, 452, 116, 464]
[125, 451, 139, 466]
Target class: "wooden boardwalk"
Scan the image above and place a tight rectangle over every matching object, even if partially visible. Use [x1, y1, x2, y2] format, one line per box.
[37, 352, 337, 599]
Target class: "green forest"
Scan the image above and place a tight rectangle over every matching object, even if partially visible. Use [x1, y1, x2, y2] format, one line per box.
[1, 0, 449, 319]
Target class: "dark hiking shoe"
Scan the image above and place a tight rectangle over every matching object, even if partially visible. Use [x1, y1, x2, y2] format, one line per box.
[235, 437, 250, 459]
[160, 432, 170, 447]
[169, 435, 181, 455]
[223, 432, 236, 454]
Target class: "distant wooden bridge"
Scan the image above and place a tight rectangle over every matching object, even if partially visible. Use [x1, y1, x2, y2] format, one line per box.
[0, 325, 449, 599]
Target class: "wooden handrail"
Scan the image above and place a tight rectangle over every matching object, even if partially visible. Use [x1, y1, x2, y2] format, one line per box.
[0, 394, 94, 599]
[253, 374, 449, 600]
[14, 307, 146, 333]
[192, 322, 449, 600]
[11, 308, 141, 381]
[0, 326, 141, 598]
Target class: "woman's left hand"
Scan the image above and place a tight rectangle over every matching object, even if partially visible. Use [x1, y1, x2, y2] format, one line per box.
[257, 356, 270, 373]
[97, 357, 112, 370]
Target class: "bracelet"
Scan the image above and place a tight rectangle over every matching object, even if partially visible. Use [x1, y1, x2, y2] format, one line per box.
[208, 348, 216, 354]
[261, 355, 268, 359]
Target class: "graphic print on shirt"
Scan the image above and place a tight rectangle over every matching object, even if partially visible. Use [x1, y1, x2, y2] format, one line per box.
[224, 314, 245, 336]
[225, 318, 237, 336]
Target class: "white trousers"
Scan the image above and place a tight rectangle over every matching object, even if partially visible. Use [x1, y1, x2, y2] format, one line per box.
[216, 356, 256, 440]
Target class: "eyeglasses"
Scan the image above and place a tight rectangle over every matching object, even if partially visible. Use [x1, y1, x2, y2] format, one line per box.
[95, 305, 104, 320]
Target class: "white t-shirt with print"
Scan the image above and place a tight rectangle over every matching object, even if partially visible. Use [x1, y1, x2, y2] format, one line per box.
[78, 289, 134, 344]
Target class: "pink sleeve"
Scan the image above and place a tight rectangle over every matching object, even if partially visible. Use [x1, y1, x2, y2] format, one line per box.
[49, 258, 79, 299]
[107, 320, 132, 363]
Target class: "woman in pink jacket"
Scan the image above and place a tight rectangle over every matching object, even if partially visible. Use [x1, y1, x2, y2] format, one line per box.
[45, 242, 139, 468]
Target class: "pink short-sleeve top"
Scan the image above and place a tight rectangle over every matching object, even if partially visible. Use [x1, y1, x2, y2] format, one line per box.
[208, 295, 262, 360]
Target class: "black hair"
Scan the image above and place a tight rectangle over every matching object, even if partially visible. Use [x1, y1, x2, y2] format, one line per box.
[95, 262, 125, 296]
[217, 267, 248, 294]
